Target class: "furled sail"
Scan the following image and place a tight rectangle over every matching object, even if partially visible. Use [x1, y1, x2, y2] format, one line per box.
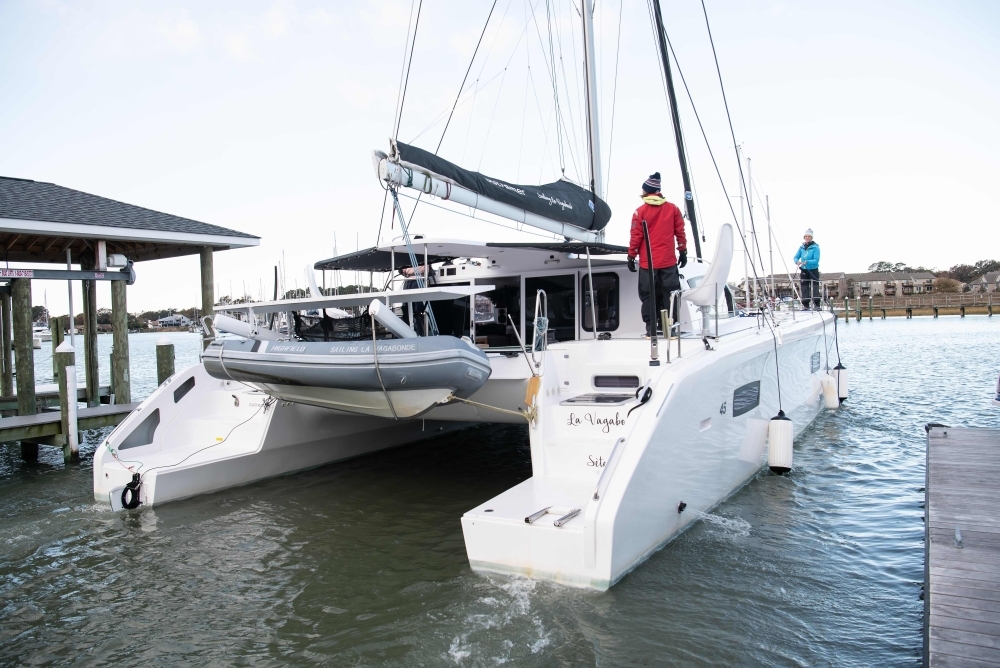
[380, 140, 611, 236]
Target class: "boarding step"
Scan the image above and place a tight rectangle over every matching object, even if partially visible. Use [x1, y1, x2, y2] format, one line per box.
[462, 476, 605, 587]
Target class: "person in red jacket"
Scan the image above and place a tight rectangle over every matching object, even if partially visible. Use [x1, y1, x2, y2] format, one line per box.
[627, 172, 687, 337]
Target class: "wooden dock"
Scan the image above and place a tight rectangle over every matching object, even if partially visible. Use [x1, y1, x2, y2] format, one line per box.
[925, 426, 1000, 666]
[0, 402, 137, 444]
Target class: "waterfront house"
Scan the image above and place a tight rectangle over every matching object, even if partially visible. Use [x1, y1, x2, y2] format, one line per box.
[971, 271, 1000, 293]
[748, 271, 936, 300]
[153, 313, 193, 328]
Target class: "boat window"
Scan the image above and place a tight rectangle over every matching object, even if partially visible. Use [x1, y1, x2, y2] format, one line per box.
[403, 281, 471, 338]
[471, 276, 521, 347]
[594, 375, 640, 388]
[118, 409, 160, 450]
[173, 377, 195, 403]
[581, 272, 619, 332]
[526, 275, 576, 343]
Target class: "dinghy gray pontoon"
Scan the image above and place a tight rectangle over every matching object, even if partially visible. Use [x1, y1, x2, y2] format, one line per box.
[203, 332, 492, 420]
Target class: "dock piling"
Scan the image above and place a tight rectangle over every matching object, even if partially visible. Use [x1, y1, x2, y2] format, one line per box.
[50, 316, 66, 384]
[55, 341, 79, 463]
[81, 268, 99, 407]
[0, 291, 12, 405]
[12, 278, 37, 460]
[111, 278, 131, 404]
[156, 336, 175, 385]
[200, 246, 215, 350]
[868, 297, 873, 320]
[933, 306, 939, 318]
[960, 305, 966, 318]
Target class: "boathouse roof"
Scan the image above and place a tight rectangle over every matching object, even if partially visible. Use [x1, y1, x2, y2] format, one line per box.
[0, 176, 259, 263]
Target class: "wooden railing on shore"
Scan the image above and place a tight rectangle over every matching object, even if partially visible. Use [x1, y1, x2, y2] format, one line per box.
[860, 294, 995, 308]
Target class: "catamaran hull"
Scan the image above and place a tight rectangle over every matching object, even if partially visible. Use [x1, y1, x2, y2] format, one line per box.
[92, 363, 470, 507]
[462, 313, 835, 590]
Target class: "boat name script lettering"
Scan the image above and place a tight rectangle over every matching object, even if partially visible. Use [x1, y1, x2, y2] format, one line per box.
[566, 412, 626, 433]
[271, 345, 307, 353]
[587, 455, 606, 468]
[327, 344, 418, 354]
[536, 193, 573, 211]
[483, 177, 526, 196]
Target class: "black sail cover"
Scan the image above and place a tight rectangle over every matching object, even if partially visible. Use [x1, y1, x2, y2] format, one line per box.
[395, 141, 611, 232]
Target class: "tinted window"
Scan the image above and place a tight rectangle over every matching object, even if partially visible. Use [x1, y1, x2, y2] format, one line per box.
[582, 272, 620, 332]
[526, 275, 575, 343]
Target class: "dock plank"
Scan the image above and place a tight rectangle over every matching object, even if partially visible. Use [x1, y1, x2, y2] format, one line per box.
[0, 403, 137, 443]
[926, 427, 1000, 667]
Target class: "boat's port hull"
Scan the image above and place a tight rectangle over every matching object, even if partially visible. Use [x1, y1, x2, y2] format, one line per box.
[93, 363, 469, 507]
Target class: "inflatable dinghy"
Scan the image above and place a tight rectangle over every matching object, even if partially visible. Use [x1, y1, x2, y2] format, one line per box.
[203, 335, 492, 419]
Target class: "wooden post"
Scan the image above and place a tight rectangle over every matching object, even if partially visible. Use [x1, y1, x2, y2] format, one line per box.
[843, 297, 849, 322]
[111, 279, 130, 404]
[55, 341, 79, 463]
[933, 306, 939, 318]
[881, 308, 886, 319]
[1, 291, 12, 400]
[200, 246, 215, 350]
[868, 297, 873, 321]
[12, 279, 37, 461]
[960, 305, 965, 318]
[81, 264, 99, 407]
[50, 316, 66, 385]
[156, 336, 175, 385]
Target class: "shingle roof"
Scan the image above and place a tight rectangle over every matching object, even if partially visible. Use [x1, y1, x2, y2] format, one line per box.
[0, 176, 257, 240]
[979, 271, 1000, 284]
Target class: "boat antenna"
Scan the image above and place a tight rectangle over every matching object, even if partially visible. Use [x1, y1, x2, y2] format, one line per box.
[649, 0, 703, 259]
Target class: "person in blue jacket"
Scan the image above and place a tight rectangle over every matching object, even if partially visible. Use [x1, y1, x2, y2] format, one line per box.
[794, 229, 821, 309]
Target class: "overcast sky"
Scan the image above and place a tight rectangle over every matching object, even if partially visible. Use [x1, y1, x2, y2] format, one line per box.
[1, 0, 997, 315]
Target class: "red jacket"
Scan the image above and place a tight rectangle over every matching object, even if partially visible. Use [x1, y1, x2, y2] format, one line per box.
[628, 196, 686, 269]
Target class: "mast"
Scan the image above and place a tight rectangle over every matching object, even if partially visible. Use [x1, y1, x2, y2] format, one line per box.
[580, 0, 603, 203]
[649, 0, 703, 259]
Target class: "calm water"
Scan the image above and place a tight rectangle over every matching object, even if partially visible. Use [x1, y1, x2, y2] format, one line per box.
[2, 318, 998, 666]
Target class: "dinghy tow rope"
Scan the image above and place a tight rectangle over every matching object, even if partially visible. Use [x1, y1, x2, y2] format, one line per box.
[445, 394, 535, 423]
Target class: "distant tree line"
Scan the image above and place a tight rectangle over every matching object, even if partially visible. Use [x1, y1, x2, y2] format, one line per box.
[866, 259, 1000, 293]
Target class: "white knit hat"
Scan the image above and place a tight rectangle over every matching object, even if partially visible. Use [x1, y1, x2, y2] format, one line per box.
[804, 228, 814, 236]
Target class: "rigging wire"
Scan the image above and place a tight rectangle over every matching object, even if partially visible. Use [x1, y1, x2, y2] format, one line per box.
[435, 0, 499, 154]
[392, 0, 419, 138]
[699, 0, 769, 300]
[700, 0, 784, 410]
[543, 0, 567, 174]
[603, 0, 624, 193]
[395, 191, 556, 239]
[393, 0, 424, 140]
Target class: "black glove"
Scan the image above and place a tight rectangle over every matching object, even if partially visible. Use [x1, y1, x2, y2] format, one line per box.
[678, 249, 688, 268]
[627, 256, 637, 273]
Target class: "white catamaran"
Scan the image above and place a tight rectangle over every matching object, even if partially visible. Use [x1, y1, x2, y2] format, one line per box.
[93, 0, 846, 590]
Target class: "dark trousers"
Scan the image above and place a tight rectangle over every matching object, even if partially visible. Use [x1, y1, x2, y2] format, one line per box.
[638, 266, 681, 336]
[800, 268, 820, 308]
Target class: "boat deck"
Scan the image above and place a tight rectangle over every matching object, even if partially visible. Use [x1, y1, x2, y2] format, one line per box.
[925, 426, 1000, 666]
